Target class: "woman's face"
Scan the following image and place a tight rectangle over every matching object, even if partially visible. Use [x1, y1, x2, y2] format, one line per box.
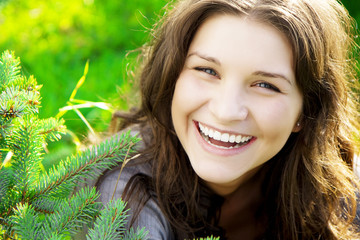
[171, 14, 303, 196]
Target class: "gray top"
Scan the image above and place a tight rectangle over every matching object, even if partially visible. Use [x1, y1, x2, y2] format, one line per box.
[96, 161, 175, 240]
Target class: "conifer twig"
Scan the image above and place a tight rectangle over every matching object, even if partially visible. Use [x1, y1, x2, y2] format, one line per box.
[0, 50, 151, 239]
[86, 199, 130, 240]
[111, 143, 137, 200]
[34, 132, 139, 198]
[41, 187, 101, 239]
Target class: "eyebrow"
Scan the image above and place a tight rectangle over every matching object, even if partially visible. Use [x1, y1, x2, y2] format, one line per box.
[253, 71, 292, 85]
[188, 51, 292, 85]
[187, 52, 221, 66]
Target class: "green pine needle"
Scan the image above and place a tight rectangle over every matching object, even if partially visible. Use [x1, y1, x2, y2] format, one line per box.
[0, 168, 12, 202]
[38, 117, 66, 142]
[0, 51, 21, 91]
[6, 115, 45, 195]
[0, 50, 171, 240]
[41, 187, 102, 239]
[34, 132, 139, 199]
[121, 227, 149, 240]
[9, 203, 41, 240]
[86, 198, 131, 240]
[31, 196, 64, 214]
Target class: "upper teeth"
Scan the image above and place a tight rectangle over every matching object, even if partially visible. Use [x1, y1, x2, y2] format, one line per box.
[198, 122, 252, 143]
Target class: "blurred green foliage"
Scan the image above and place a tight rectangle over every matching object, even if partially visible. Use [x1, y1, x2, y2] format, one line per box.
[342, 0, 360, 25]
[0, 0, 167, 135]
[0, 0, 167, 167]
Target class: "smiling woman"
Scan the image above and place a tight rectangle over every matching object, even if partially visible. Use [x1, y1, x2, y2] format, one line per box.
[172, 16, 302, 196]
[95, 0, 360, 239]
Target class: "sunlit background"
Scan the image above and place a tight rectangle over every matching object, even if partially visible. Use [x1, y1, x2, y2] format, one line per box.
[0, 0, 358, 168]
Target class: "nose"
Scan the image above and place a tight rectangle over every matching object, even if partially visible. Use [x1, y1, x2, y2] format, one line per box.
[208, 83, 249, 122]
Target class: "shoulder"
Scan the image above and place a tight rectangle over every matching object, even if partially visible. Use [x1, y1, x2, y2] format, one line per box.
[96, 125, 149, 202]
[96, 149, 175, 239]
[96, 160, 151, 203]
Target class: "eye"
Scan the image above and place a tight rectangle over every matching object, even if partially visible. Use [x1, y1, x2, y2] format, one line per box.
[194, 67, 218, 77]
[255, 82, 280, 92]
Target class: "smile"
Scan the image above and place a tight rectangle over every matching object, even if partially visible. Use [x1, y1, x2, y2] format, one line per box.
[198, 122, 253, 149]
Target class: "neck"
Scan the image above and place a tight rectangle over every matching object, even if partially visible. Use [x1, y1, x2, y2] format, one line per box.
[219, 168, 267, 240]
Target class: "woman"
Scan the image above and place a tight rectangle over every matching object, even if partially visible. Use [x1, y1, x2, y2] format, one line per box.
[97, 0, 360, 239]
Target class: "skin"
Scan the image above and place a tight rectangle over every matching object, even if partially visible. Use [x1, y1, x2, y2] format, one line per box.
[171, 14, 303, 196]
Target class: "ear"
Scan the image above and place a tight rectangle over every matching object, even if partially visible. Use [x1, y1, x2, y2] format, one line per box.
[292, 121, 302, 133]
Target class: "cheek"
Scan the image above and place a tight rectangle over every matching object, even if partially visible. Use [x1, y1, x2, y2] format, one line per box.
[171, 72, 207, 116]
[171, 74, 195, 131]
[254, 99, 299, 136]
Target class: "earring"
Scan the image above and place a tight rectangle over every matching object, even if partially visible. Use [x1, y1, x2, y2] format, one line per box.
[296, 122, 300, 127]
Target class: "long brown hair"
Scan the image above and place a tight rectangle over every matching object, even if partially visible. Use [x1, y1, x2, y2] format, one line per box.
[112, 0, 360, 239]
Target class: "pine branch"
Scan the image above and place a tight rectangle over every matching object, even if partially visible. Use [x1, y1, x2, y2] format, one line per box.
[6, 74, 39, 95]
[0, 86, 40, 117]
[0, 189, 21, 220]
[46, 232, 68, 240]
[0, 51, 41, 142]
[0, 87, 27, 120]
[0, 51, 21, 91]
[0, 168, 14, 215]
[86, 199, 131, 240]
[34, 132, 139, 199]
[40, 187, 102, 239]
[31, 197, 64, 214]
[0, 77, 40, 133]
[5, 115, 45, 197]
[0, 50, 151, 239]
[38, 117, 66, 142]
[9, 203, 41, 240]
[0, 168, 12, 202]
[121, 227, 149, 240]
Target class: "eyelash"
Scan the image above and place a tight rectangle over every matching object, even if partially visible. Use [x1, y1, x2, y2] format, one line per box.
[255, 82, 280, 92]
[194, 67, 281, 92]
[194, 67, 218, 77]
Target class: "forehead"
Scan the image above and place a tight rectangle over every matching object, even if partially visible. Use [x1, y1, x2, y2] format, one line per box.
[188, 14, 294, 79]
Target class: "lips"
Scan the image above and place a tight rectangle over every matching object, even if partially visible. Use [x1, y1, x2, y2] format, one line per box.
[197, 122, 253, 149]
